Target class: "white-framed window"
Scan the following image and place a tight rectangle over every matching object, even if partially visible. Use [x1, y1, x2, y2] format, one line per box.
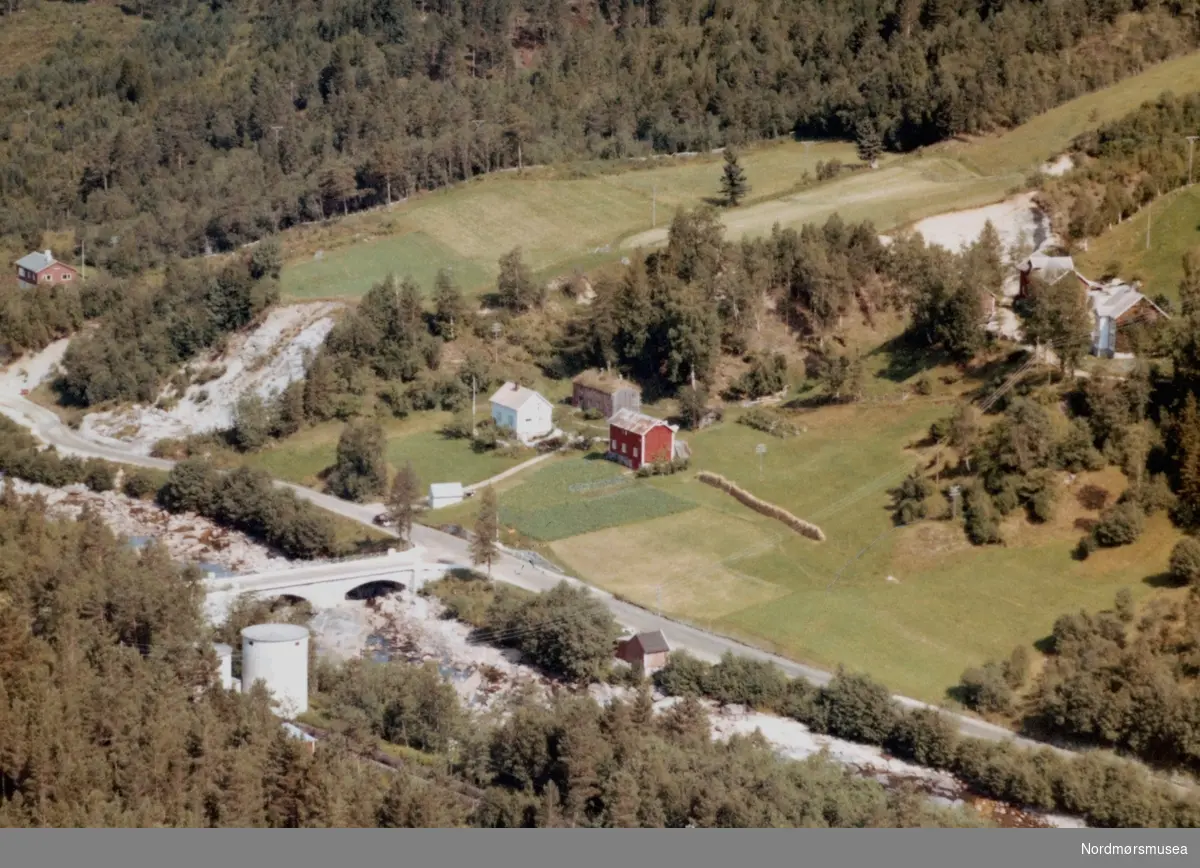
[62, 273, 72, 280]
[633, 447, 639, 458]
[610, 438, 617, 450]
[43, 274, 51, 282]
[620, 443, 626, 454]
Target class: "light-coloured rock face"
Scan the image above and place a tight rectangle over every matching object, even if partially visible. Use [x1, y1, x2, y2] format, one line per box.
[81, 302, 341, 454]
[3, 477, 292, 574]
[908, 191, 1056, 258]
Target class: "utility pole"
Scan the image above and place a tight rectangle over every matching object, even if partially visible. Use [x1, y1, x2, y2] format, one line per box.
[1188, 136, 1199, 186]
[1146, 193, 1153, 251]
[471, 375, 477, 437]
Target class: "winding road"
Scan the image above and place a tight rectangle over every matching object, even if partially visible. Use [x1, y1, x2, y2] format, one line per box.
[0, 382, 1067, 754]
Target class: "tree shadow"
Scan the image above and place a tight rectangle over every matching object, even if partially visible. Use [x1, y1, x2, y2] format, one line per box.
[943, 684, 972, 707]
[1033, 634, 1057, 655]
[869, 335, 951, 384]
[782, 393, 832, 411]
[701, 195, 728, 208]
[1143, 571, 1183, 589]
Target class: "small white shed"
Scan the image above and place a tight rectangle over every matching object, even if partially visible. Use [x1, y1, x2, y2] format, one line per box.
[429, 482, 465, 509]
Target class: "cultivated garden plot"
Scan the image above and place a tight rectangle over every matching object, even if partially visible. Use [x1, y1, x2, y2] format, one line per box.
[496, 457, 695, 542]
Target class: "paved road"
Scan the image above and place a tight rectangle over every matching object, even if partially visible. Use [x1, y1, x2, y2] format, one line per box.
[0, 389, 1084, 753]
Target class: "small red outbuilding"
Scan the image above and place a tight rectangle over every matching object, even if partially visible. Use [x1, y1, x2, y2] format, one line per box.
[607, 408, 677, 471]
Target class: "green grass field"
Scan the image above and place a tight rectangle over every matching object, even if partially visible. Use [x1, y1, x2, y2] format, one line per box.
[496, 458, 695, 541]
[280, 50, 1200, 303]
[280, 141, 861, 300]
[1075, 185, 1199, 303]
[547, 360, 1180, 704]
[243, 412, 528, 491]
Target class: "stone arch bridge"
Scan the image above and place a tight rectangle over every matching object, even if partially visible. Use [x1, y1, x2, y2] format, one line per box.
[203, 545, 452, 624]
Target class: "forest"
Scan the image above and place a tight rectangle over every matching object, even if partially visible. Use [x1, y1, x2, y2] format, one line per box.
[1, 0, 1196, 267]
[0, 490, 988, 828]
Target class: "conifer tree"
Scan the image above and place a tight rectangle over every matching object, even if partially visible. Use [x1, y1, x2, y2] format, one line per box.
[855, 118, 883, 167]
[720, 148, 749, 207]
[432, 269, 468, 340]
[471, 485, 500, 575]
[388, 462, 420, 543]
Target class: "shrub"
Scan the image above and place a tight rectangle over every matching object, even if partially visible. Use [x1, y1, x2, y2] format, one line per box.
[964, 483, 1001, 545]
[158, 458, 221, 514]
[1169, 538, 1200, 586]
[654, 651, 713, 698]
[442, 414, 474, 440]
[1093, 501, 1145, 547]
[956, 662, 1013, 715]
[816, 671, 897, 745]
[122, 468, 166, 500]
[887, 708, 959, 768]
[705, 652, 789, 710]
[482, 581, 620, 682]
[728, 353, 788, 400]
[914, 375, 933, 396]
[890, 470, 933, 525]
[1122, 474, 1176, 516]
[83, 459, 116, 493]
[738, 408, 798, 438]
[1054, 419, 1104, 473]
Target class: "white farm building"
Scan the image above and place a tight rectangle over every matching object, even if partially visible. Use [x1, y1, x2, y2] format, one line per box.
[489, 382, 554, 443]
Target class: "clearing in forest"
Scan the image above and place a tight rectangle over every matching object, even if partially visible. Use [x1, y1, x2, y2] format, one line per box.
[547, 359, 1180, 704]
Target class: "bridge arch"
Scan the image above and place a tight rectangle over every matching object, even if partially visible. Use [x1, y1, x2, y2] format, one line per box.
[344, 579, 405, 602]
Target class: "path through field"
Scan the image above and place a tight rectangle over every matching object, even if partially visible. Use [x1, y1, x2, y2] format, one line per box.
[621, 158, 1021, 249]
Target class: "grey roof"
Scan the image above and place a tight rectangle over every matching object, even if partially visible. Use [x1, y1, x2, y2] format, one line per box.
[573, 370, 641, 395]
[489, 382, 550, 412]
[1086, 279, 1169, 322]
[609, 407, 676, 436]
[1022, 254, 1076, 285]
[241, 623, 309, 642]
[16, 250, 56, 273]
[632, 630, 670, 654]
[281, 722, 317, 743]
[430, 482, 464, 498]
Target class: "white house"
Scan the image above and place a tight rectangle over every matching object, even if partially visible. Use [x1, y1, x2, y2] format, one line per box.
[429, 482, 465, 510]
[488, 382, 554, 443]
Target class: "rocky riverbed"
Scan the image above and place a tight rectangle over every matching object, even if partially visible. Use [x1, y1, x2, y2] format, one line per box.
[306, 586, 1084, 828]
[4, 477, 293, 574]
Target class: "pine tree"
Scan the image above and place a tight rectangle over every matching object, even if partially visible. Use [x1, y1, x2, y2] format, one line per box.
[719, 148, 749, 207]
[471, 486, 500, 575]
[432, 269, 468, 340]
[497, 248, 538, 312]
[388, 462, 420, 544]
[855, 118, 883, 167]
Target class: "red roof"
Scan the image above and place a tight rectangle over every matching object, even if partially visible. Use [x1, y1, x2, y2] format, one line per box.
[609, 408, 675, 436]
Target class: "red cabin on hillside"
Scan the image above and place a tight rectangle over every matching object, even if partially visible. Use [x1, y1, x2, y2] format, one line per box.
[608, 408, 677, 471]
[16, 249, 77, 290]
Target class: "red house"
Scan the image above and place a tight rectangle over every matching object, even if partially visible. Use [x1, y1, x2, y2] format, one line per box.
[16, 249, 78, 289]
[608, 408, 677, 471]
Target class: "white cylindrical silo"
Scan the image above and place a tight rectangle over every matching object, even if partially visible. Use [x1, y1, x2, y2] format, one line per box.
[213, 642, 234, 690]
[241, 623, 309, 718]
